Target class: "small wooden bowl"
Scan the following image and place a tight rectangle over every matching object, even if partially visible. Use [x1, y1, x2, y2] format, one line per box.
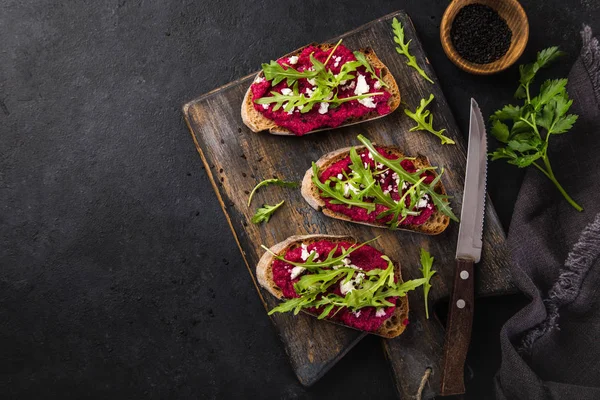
[440, 0, 529, 75]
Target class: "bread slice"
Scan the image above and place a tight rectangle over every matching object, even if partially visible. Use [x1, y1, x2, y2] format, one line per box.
[301, 146, 451, 235]
[257, 234, 409, 338]
[241, 43, 401, 136]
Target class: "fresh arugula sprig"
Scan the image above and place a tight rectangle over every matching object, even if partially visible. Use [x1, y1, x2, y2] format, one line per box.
[251, 201, 285, 224]
[391, 17, 434, 84]
[489, 47, 582, 211]
[404, 94, 455, 145]
[419, 248, 436, 319]
[256, 39, 387, 113]
[248, 178, 298, 206]
[357, 135, 459, 222]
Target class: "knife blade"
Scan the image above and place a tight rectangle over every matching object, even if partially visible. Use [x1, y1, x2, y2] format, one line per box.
[440, 98, 488, 396]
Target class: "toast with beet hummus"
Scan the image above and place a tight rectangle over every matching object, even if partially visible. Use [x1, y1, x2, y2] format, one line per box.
[242, 41, 400, 136]
[257, 235, 414, 338]
[301, 135, 458, 234]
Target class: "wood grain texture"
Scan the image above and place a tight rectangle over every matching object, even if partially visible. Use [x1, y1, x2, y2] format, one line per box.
[440, 0, 529, 75]
[183, 10, 514, 397]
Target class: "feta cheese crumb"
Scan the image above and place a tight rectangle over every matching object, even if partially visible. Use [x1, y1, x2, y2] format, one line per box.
[352, 310, 362, 318]
[333, 56, 342, 68]
[288, 56, 299, 65]
[342, 257, 351, 265]
[363, 162, 369, 169]
[254, 76, 265, 83]
[358, 97, 377, 108]
[375, 308, 387, 317]
[262, 104, 269, 110]
[305, 87, 315, 97]
[374, 80, 382, 89]
[300, 244, 318, 261]
[337, 173, 343, 179]
[339, 79, 347, 85]
[290, 266, 306, 280]
[341, 81, 356, 91]
[343, 183, 360, 196]
[367, 152, 374, 160]
[354, 74, 370, 96]
[307, 78, 316, 85]
[417, 194, 430, 208]
[402, 181, 410, 190]
[318, 102, 329, 114]
[340, 272, 365, 295]
[280, 88, 293, 96]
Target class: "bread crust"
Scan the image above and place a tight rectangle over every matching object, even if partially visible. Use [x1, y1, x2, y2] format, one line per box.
[257, 234, 409, 338]
[301, 146, 451, 235]
[241, 43, 401, 136]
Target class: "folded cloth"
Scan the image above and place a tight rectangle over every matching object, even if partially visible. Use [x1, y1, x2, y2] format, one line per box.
[494, 26, 600, 399]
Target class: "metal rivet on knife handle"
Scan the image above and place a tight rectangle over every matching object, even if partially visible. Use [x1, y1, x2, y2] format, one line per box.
[460, 270, 469, 280]
[456, 299, 466, 309]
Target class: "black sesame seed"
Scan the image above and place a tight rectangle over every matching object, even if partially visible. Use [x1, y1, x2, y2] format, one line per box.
[450, 4, 512, 64]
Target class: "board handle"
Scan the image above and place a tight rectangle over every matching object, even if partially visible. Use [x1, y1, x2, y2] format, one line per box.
[440, 259, 475, 395]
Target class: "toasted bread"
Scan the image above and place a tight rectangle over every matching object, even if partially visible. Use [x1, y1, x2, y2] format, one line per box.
[257, 234, 409, 338]
[241, 43, 400, 136]
[301, 146, 451, 235]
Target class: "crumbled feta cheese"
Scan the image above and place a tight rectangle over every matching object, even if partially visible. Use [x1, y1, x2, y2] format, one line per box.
[341, 81, 356, 91]
[354, 74, 370, 96]
[352, 310, 362, 318]
[374, 80, 382, 89]
[342, 257, 351, 265]
[305, 87, 315, 97]
[290, 266, 306, 280]
[262, 104, 269, 110]
[333, 56, 342, 68]
[402, 181, 409, 190]
[340, 80, 347, 85]
[254, 76, 265, 83]
[307, 78, 316, 85]
[318, 102, 329, 114]
[375, 308, 387, 317]
[280, 88, 293, 96]
[288, 56, 299, 65]
[337, 173, 343, 180]
[300, 244, 319, 261]
[417, 194, 430, 208]
[367, 152, 374, 160]
[363, 162, 369, 169]
[376, 163, 384, 169]
[340, 272, 365, 295]
[358, 97, 377, 108]
[343, 183, 360, 197]
[392, 173, 399, 180]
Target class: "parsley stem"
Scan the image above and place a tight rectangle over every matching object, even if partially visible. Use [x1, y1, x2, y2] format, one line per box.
[532, 158, 583, 211]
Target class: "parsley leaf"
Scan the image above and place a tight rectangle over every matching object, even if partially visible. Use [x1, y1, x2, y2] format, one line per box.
[489, 47, 583, 211]
[391, 17, 434, 84]
[247, 178, 298, 206]
[419, 248, 436, 319]
[404, 94, 455, 145]
[251, 201, 285, 224]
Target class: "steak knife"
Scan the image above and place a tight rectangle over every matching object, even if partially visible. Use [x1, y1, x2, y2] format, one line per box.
[440, 98, 488, 396]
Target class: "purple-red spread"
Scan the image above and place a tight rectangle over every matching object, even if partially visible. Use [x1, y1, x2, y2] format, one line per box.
[318, 148, 436, 226]
[250, 44, 391, 135]
[272, 240, 399, 332]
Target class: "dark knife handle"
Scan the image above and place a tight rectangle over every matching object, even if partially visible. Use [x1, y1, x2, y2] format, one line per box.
[440, 258, 475, 396]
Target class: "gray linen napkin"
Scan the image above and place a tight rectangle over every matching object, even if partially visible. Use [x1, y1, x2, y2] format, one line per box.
[494, 26, 600, 399]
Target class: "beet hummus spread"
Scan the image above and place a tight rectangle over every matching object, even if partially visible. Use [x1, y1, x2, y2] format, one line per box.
[319, 148, 436, 226]
[251, 44, 392, 135]
[272, 240, 398, 332]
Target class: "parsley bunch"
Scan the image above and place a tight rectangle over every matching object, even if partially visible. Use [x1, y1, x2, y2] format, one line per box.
[489, 47, 582, 211]
[312, 135, 458, 229]
[255, 40, 387, 113]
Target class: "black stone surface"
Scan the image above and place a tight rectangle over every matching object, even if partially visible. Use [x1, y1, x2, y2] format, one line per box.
[1, 1, 598, 398]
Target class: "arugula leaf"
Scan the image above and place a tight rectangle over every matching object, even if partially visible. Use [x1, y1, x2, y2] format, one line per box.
[489, 46, 582, 211]
[418, 248, 436, 319]
[357, 135, 459, 222]
[391, 17, 434, 84]
[247, 178, 298, 206]
[251, 200, 285, 224]
[311, 162, 377, 212]
[261, 60, 318, 86]
[353, 51, 388, 88]
[404, 94, 455, 145]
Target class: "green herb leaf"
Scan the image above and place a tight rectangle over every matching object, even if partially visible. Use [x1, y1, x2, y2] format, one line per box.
[392, 17, 434, 84]
[419, 248, 436, 319]
[404, 94, 455, 145]
[247, 178, 298, 206]
[251, 200, 285, 224]
[489, 46, 582, 211]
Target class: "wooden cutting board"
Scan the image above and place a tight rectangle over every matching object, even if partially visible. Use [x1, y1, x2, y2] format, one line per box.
[183, 10, 514, 399]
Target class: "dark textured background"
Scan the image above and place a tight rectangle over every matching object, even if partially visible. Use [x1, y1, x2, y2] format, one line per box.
[1, 1, 598, 398]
